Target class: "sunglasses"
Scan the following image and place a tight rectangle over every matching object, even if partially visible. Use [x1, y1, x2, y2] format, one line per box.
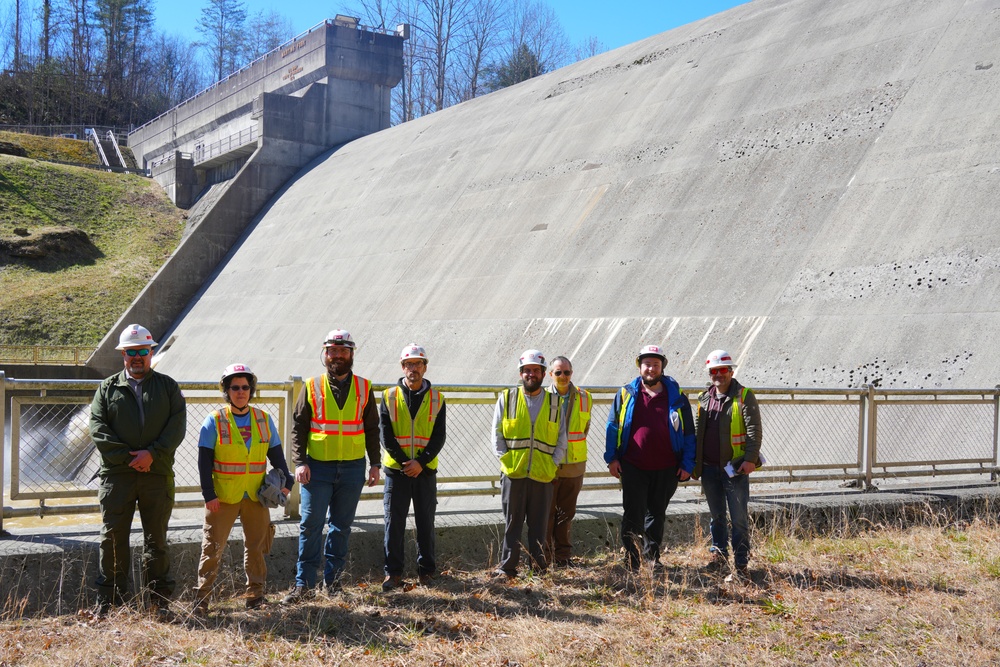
[229, 384, 251, 391]
[124, 349, 151, 357]
[553, 370, 573, 377]
[709, 367, 731, 376]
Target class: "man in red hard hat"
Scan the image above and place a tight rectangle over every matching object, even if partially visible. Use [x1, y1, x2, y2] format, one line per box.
[692, 349, 762, 580]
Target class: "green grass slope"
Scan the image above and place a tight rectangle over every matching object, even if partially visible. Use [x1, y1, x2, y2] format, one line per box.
[0, 153, 184, 345]
[0, 130, 100, 164]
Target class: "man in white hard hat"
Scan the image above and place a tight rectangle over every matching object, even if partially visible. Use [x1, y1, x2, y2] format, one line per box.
[605, 345, 695, 571]
[491, 349, 567, 579]
[283, 329, 381, 603]
[692, 349, 762, 579]
[89, 324, 186, 618]
[545, 356, 592, 568]
[380, 344, 447, 592]
[192, 364, 293, 613]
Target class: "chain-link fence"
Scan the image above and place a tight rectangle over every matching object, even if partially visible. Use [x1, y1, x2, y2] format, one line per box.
[2, 376, 998, 527]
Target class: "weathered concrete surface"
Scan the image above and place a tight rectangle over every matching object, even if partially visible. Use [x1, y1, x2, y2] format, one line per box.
[128, 22, 403, 170]
[143, 0, 1000, 390]
[2, 482, 997, 614]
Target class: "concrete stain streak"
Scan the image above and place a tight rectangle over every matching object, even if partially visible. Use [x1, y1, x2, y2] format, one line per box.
[688, 318, 719, 367]
[580, 318, 628, 385]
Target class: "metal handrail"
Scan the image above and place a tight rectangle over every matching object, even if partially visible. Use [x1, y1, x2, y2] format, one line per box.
[105, 130, 127, 169]
[2, 375, 998, 530]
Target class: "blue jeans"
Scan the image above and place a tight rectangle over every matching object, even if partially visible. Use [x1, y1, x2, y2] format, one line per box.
[295, 459, 366, 588]
[700, 464, 751, 567]
[383, 467, 437, 576]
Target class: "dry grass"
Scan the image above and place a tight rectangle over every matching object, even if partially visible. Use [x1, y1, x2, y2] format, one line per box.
[1, 518, 999, 666]
[0, 131, 99, 165]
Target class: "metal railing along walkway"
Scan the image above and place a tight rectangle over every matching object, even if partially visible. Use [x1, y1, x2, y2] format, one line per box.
[2, 372, 997, 532]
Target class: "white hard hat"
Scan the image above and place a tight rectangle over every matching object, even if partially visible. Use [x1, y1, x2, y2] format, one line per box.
[116, 324, 158, 350]
[323, 329, 356, 348]
[635, 344, 666, 367]
[518, 349, 547, 369]
[221, 363, 257, 384]
[400, 343, 428, 363]
[220, 363, 257, 394]
[706, 349, 737, 370]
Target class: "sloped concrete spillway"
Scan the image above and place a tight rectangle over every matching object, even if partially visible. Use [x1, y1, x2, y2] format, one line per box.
[153, 0, 1000, 389]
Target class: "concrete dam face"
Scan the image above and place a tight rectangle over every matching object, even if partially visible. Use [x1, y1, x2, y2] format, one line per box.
[152, 0, 1000, 390]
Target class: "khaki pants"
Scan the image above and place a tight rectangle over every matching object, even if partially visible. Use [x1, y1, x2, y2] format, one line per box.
[193, 497, 271, 600]
[546, 473, 584, 563]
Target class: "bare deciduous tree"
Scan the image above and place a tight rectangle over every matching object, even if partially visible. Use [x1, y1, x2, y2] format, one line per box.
[243, 8, 292, 62]
[196, 0, 246, 81]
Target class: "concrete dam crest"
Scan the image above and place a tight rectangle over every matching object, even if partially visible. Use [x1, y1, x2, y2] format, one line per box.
[142, 0, 1000, 389]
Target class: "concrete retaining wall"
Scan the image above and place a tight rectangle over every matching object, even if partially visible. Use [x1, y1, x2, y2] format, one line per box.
[2, 483, 997, 615]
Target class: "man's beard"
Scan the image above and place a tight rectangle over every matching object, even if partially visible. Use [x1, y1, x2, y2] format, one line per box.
[327, 356, 354, 376]
[642, 375, 661, 387]
[522, 377, 542, 392]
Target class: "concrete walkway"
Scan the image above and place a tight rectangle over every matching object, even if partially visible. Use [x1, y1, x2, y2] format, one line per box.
[2, 479, 997, 615]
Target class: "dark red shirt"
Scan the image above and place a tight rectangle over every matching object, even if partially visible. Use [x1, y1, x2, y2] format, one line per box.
[623, 388, 677, 471]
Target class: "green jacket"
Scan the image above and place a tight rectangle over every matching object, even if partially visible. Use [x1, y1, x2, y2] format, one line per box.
[693, 379, 762, 479]
[89, 369, 187, 478]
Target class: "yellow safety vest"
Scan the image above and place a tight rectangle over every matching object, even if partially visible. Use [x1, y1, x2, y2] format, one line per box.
[211, 407, 271, 504]
[306, 374, 371, 461]
[382, 385, 444, 470]
[556, 386, 591, 464]
[499, 387, 561, 483]
[729, 387, 750, 460]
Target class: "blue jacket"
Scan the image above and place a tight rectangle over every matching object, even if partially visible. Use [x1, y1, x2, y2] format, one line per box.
[604, 376, 696, 474]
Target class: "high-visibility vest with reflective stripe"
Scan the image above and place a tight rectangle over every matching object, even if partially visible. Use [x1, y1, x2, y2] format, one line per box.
[558, 386, 591, 464]
[615, 387, 686, 452]
[211, 407, 271, 504]
[729, 387, 751, 460]
[499, 387, 561, 483]
[306, 374, 371, 461]
[382, 385, 444, 470]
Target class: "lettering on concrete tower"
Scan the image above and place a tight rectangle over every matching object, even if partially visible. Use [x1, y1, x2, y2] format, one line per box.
[281, 40, 307, 58]
[283, 66, 304, 81]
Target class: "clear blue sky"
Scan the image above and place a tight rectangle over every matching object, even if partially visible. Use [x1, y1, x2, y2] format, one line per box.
[154, 0, 750, 53]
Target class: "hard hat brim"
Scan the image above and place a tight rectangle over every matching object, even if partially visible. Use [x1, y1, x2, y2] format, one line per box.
[116, 341, 158, 350]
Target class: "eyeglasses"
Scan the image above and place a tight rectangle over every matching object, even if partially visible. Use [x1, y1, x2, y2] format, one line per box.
[402, 361, 424, 370]
[553, 370, 572, 377]
[709, 367, 731, 376]
[124, 349, 151, 357]
[229, 384, 251, 391]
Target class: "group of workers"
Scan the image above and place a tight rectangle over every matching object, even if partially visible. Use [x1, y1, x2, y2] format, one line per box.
[88, 323, 762, 618]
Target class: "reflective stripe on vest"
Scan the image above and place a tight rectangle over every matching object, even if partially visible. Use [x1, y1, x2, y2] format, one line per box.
[382, 385, 443, 470]
[306, 374, 370, 461]
[211, 407, 270, 504]
[730, 387, 750, 459]
[499, 387, 561, 483]
[565, 387, 591, 464]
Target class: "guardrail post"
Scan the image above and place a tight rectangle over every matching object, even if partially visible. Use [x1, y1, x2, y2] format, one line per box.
[993, 385, 999, 482]
[865, 384, 877, 490]
[1, 371, 5, 534]
[856, 386, 867, 487]
[284, 376, 303, 519]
